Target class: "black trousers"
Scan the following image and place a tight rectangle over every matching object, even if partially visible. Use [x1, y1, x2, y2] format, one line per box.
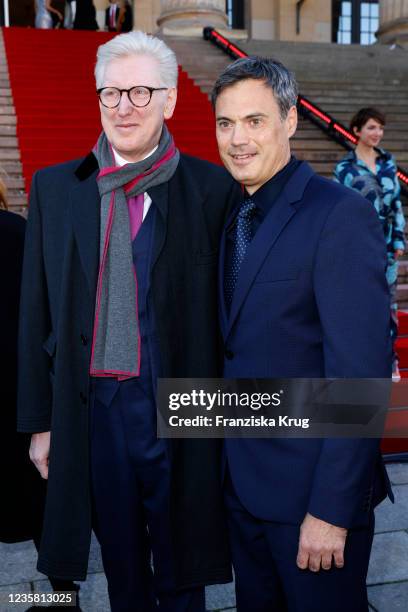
[90, 378, 205, 612]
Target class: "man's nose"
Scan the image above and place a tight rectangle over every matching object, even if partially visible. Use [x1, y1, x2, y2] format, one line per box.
[117, 92, 134, 115]
[231, 123, 249, 146]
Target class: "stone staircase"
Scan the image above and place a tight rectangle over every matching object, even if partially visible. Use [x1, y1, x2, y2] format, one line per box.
[0, 30, 25, 213]
[164, 36, 408, 177]
[164, 35, 408, 304]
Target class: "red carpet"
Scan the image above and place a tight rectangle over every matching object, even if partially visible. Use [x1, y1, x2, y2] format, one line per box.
[2, 27, 220, 195]
[3, 27, 408, 455]
[383, 312, 408, 454]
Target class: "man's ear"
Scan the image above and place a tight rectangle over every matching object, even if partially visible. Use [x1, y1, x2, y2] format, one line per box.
[286, 105, 298, 139]
[164, 88, 177, 120]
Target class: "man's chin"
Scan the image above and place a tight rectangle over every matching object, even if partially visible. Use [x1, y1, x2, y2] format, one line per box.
[227, 167, 255, 186]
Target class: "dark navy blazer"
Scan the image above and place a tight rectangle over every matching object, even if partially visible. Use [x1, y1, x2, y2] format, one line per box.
[220, 161, 392, 529]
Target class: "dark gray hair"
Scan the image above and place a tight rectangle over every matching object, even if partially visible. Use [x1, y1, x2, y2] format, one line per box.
[95, 31, 178, 89]
[211, 56, 298, 120]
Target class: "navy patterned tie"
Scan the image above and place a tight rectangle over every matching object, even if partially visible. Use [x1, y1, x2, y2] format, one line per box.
[225, 198, 257, 311]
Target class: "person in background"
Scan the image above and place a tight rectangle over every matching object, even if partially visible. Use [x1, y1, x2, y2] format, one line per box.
[334, 107, 405, 382]
[0, 182, 80, 610]
[0, 180, 33, 550]
[35, 0, 63, 28]
[64, 0, 77, 29]
[105, 0, 132, 33]
[73, 0, 98, 30]
[105, 0, 120, 31]
[119, 0, 133, 32]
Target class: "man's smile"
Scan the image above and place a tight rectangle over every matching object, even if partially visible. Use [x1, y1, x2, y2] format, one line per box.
[230, 152, 257, 165]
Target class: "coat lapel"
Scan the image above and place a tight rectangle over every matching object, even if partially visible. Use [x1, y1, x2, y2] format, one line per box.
[70, 153, 100, 296]
[148, 181, 169, 270]
[224, 162, 315, 340]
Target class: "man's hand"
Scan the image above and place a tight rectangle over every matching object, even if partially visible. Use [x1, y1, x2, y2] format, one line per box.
[29, 432, 51, 480]
[296, 512, 347, 572]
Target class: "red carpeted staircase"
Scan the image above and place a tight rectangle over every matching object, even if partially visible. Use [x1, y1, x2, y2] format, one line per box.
[2, 27, 220, 195]
[3, 26, 408, 455]
[396, 312, 408, 376]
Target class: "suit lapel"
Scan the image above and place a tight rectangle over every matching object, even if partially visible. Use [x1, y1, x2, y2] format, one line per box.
[70, 153, 100, 296]
[225, 191, 296, 338]
[224, 162, 315, 340]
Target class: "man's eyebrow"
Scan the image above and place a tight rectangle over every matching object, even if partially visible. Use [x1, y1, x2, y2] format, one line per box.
[245, 113, 268, 119]
[216, 113, 268, 121]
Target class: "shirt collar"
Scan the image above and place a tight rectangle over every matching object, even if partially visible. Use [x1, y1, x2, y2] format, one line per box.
[249, 155, 300, 216]
[113, 145, 159, 167]
[348, 147, 389, 166]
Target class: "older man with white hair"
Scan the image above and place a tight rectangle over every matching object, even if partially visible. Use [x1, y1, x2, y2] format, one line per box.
[17, 31, 237, 611]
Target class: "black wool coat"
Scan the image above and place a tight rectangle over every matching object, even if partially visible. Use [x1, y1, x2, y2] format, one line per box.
[17, 152, 239, 586]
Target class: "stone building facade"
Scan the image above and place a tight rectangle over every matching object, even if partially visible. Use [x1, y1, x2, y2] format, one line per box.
[4, 1, 408, 47]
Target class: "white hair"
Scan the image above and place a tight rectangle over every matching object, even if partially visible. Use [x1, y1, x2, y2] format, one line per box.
[95, 31, 178, 89]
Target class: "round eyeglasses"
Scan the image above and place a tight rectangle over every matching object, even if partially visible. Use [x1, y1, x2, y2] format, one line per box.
[97, 85, 168, 109]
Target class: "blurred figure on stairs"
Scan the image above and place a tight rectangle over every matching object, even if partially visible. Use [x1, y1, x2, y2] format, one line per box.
[64, 0, 77, 29]
[73, 0, 98, 30]
[35, 0, 64, 28]
[0, 179, 81, 611]
[105, 0, 133, 33]
[119, 0, 133, 32]
[334, 107, 406, 383]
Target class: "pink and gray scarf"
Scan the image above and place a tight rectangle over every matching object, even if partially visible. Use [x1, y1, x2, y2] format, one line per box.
[90, 125, 179, 379]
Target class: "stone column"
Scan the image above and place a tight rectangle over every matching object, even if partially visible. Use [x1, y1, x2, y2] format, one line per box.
[157, 0, 228, 36]
[377, 0, 408, 47]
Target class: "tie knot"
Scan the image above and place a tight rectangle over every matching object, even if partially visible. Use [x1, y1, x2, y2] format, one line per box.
[238, 198, 256, 219]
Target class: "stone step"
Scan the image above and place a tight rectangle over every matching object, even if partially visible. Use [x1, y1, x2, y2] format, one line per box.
[7, 191, 27, 204]
[397, 284, 408, 305]
[0, 115, 16, 125]
[299, 89, 408, 99]
[0, 147, 19, 159]
[0, 30, 24, 208]
[294, 150, 347, 162]
[0, 160, 22, 174]
[0, 136, 18, 147]
[3, 176, 25, 189]
[300, 103, 408, 113]
[398, 262, 408, 283]
[0, 124, 16, 135]
[297, 81, 408, 91]
[298, 98, 408, 108]
[321, 112, 408, 122]
[291, 139, 342, 150]
[305, 162, 340, 174]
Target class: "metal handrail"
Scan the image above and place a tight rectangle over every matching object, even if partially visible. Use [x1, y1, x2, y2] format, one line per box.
[203, 26, 408, 195]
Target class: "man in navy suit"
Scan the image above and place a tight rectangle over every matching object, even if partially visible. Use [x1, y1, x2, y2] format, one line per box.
[213, 57, 392, 611]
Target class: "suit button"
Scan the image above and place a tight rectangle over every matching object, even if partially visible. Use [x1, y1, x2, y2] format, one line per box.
[225, 349, 234, 360]
[80, 333, 88, 346]
[79, 392, 87, 405]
